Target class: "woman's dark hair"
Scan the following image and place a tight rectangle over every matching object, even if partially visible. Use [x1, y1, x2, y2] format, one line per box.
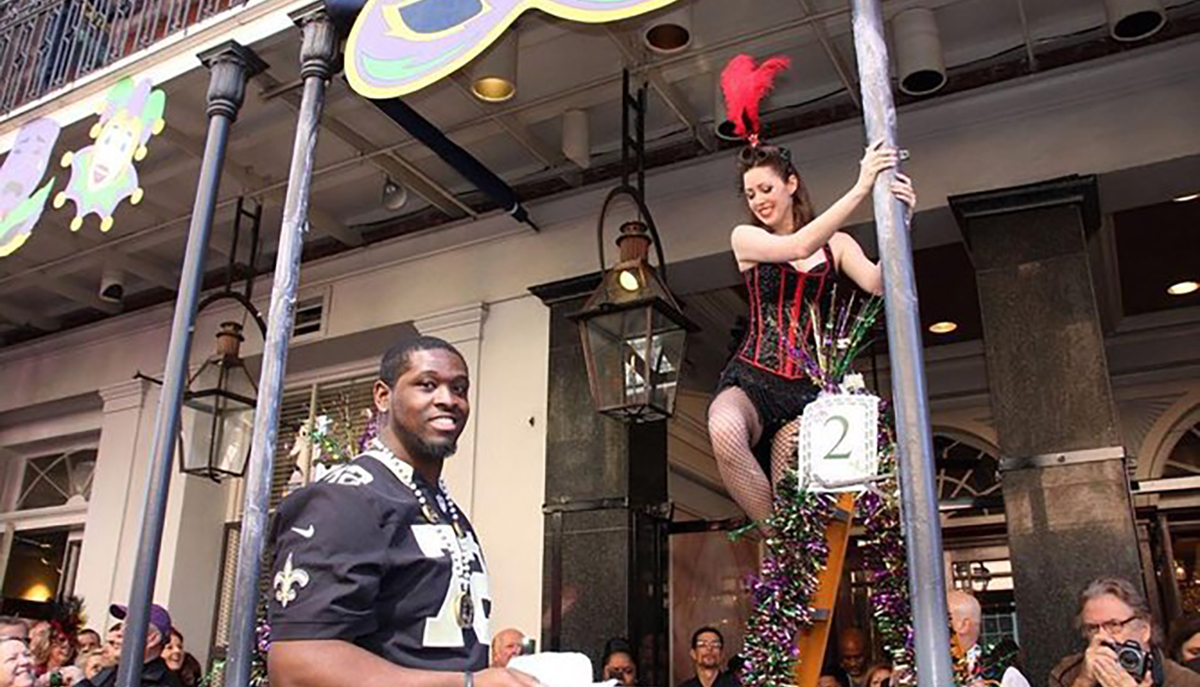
[177, 652, 203, 687]
[1168, 614, 1200, 662]
[603, 637, 636, 665]
[737, 144, 815, 230]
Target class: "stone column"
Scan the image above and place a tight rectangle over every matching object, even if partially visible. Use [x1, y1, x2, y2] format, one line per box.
[951, 176, 1141, 686]
[532, 276, 671, 686]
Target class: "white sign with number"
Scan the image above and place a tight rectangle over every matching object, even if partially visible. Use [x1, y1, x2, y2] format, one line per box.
[797, 393, 881, 493]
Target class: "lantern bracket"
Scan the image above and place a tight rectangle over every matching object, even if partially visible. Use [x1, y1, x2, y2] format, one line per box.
[197, 196, 267, 336]
[596, 70, 669, 286]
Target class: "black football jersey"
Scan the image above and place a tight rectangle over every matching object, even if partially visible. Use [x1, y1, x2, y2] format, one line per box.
[267, 450, 491, 671]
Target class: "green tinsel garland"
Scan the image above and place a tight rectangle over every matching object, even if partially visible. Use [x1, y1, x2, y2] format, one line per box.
[740, 476, 838, 687]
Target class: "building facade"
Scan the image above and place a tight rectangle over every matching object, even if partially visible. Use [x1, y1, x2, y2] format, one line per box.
[1, 0, 1199, 682]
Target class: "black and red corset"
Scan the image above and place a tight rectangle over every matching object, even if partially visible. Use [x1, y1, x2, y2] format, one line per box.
[736, 246, 836, 380]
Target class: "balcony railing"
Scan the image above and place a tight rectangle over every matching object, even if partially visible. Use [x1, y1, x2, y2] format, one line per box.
[0, 0, 245, 115]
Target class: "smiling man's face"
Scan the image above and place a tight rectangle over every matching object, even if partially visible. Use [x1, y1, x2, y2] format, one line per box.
[379, 348, 470, 463]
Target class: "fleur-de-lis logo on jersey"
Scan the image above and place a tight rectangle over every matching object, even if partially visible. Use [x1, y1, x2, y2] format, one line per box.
[273, 553, 310, 608]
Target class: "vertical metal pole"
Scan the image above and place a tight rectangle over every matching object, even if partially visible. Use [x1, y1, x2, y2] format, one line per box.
[848, 3, 953, 687]
[115, 41, 265, 687]
[224, 8, 336, 687]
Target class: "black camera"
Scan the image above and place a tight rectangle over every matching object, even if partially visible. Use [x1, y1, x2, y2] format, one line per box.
[1104, 640, 1152, 680]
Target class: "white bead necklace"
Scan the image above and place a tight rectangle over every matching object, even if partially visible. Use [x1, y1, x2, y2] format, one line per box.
[368, 438, 475, 628]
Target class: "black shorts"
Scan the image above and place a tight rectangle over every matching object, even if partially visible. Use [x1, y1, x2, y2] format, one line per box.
[716, 357, 820, 478]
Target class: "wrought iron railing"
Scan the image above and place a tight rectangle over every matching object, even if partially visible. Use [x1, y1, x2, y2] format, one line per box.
[0, 0, 245, 115]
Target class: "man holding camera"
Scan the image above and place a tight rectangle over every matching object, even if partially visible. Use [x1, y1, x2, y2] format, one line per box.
[1051, 578, 1200, 687]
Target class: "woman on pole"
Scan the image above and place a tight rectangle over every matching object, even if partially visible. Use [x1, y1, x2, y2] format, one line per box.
[708, 55, 917, 524]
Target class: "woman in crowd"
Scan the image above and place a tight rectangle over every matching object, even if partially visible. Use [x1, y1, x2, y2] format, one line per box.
[601, 638, 637, 686]
[1168, 614, 1200, 670]
[162, 630, 184, 672]
[864, 664, 893, 687]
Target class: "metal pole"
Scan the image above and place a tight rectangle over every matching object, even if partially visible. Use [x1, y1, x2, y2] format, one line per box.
[115, 41, 265, 687]
[224, 8, 337, 687]
[848, 3, 954, 687]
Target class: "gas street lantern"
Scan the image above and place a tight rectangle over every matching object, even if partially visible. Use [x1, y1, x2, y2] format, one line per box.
[180, 321, 258, 480]
[134, 197, 268, 481]
[572, 187, 694, 422]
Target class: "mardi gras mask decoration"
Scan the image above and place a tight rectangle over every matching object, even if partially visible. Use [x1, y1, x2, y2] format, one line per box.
[346, 0, 681, 99]
[54, 77, 166, 233]
[0, 118, 61, 257]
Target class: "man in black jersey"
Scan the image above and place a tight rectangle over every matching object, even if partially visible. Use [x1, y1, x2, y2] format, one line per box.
[268, 336, 538, 687]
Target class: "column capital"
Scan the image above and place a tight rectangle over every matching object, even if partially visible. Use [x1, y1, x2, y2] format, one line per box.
[198, 41, 269, 121]
[950, 174, 1102, 252]
[414, 303, 488, 344]
[290, 5, 340, 82]
[99, 377, 151, 413]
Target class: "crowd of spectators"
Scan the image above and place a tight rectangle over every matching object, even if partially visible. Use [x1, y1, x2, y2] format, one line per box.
[0, 602, 202, 687]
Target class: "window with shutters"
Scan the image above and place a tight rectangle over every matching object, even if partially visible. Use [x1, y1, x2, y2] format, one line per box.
[208, 375, 377, 676]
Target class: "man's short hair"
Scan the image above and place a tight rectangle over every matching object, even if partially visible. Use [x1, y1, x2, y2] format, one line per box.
[691, 626, 724, 648]
[380, 336, 466, 387]
[78, 629, 100, 640]
[1079, 577, 1151, 620]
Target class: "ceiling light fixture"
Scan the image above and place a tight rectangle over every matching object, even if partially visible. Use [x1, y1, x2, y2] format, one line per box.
[1167, 281, 1199, 296]
[562, 109, 590, 169]
[893, 7, 947, 96]
[928, 321, 958, 334]
[470, 30, 518, 103]
[642, 5, 692, 55]
[713, 73, 739, 141]
[382, 177, 408, 210]
[1103, 0, 1167, 42]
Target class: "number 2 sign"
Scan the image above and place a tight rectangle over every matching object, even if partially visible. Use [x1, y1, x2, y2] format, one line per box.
[797, 393, 881, 493]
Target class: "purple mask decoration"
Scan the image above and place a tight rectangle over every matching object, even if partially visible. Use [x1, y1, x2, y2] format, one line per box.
[346, 0, 682, 99]
[0, 118, 60, 257]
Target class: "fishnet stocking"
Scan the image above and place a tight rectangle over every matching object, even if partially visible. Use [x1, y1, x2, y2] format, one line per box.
[770, 417, 804, 487]
[708, 387, 772, 523]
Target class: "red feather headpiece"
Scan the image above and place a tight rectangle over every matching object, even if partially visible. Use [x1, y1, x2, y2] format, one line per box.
[720, 54, 791, 144]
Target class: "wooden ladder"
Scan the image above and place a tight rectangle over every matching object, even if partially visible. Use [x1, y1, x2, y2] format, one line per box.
[793, 492, 857, 687]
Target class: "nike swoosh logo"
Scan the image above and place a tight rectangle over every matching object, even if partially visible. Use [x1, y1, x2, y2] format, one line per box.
[291, 525, 315, 539]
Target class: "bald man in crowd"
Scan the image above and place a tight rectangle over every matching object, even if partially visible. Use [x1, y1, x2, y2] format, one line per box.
[490, 629, 525, 668]
[947, 589, 1023, 686]
[948, 590, 984, 671]
[838, 629, 869, 687]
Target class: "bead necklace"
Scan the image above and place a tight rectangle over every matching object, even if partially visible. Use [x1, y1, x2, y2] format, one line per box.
[367, 438, 475, 628]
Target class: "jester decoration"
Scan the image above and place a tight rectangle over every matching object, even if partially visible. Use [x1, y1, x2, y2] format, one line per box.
[54, 77, 166, 233]
[0, 118, 61, 257]
[346, 0, 682, 98]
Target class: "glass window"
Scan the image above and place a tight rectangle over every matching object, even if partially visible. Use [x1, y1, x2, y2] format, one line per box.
[17, 449, 97, 510]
